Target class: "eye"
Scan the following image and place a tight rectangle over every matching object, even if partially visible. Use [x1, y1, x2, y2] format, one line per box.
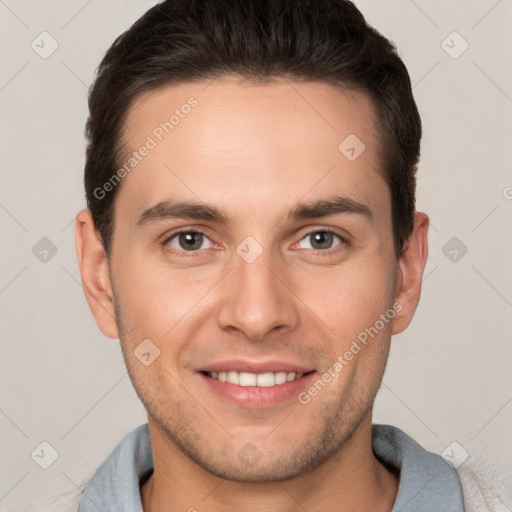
[297, 230, 344, 251]
[165, 231, 213, 252]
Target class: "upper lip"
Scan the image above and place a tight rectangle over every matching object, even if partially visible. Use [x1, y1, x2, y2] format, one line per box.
[196, 359, 315, 374]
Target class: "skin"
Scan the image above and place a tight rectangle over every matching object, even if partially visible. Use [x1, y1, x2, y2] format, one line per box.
[76, 76, 429, 512]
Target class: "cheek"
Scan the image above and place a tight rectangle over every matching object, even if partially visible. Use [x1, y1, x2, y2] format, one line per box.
[112, 254, 217, 337]
[295, 258, 395, 340]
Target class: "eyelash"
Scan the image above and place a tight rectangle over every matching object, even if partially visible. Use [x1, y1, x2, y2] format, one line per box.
[298, 228, 349, 254]
[162, 228, 349, 257]
[162, 229, 216, 258]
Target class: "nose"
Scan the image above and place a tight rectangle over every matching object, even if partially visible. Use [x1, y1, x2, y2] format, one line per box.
[216, 246, 300, 342]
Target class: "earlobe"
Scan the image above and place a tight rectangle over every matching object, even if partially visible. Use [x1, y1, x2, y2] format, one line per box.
[392, 212, 429, 335]
[75, 210, 119, 339]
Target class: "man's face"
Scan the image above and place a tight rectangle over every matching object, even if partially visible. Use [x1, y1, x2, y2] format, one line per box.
[109, 76, 399, 480]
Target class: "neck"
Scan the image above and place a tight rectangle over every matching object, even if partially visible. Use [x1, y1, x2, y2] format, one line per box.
[141, 412, 399, 512]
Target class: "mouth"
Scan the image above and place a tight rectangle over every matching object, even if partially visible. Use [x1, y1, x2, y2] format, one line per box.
[201, 370, 307, 387]
[196, 362, 317, 407]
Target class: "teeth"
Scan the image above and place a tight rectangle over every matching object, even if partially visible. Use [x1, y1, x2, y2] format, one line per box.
[208, 370, 304, 387]
[227, 371, 239, 385]
[274, 372, 287, 385]
[239, 372, 257, 386]
[256, 372, 275, 387]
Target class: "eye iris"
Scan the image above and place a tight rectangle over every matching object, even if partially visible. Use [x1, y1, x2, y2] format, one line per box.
[311, 231, 333, 250]
[179, 232, 203, 250]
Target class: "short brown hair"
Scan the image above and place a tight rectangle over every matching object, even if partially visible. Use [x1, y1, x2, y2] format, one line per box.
[84, 0, 421, 257]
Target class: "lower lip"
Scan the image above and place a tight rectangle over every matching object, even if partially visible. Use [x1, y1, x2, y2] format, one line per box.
[198, 372, 317, 408]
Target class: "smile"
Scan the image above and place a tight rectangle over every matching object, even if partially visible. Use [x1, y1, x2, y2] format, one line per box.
[205, 370, 304, 387]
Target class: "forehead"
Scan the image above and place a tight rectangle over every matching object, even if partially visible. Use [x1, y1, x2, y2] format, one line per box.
[115, 76, 388, 225]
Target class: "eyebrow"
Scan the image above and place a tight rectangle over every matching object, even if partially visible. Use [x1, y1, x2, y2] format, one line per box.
[137, 200, 229, 226]
[288, 196, 372, 221]
[136, 195, 373, 227]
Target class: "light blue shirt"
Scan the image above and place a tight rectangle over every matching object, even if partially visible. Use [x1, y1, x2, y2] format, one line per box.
[77, 423, 465, 511]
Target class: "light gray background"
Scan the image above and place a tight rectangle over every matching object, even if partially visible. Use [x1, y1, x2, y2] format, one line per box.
[0, 1, 511, 511]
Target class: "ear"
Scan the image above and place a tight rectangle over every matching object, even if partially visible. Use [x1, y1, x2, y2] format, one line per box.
[392, 212, 429, 335]
[75, 210, 119, 339]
